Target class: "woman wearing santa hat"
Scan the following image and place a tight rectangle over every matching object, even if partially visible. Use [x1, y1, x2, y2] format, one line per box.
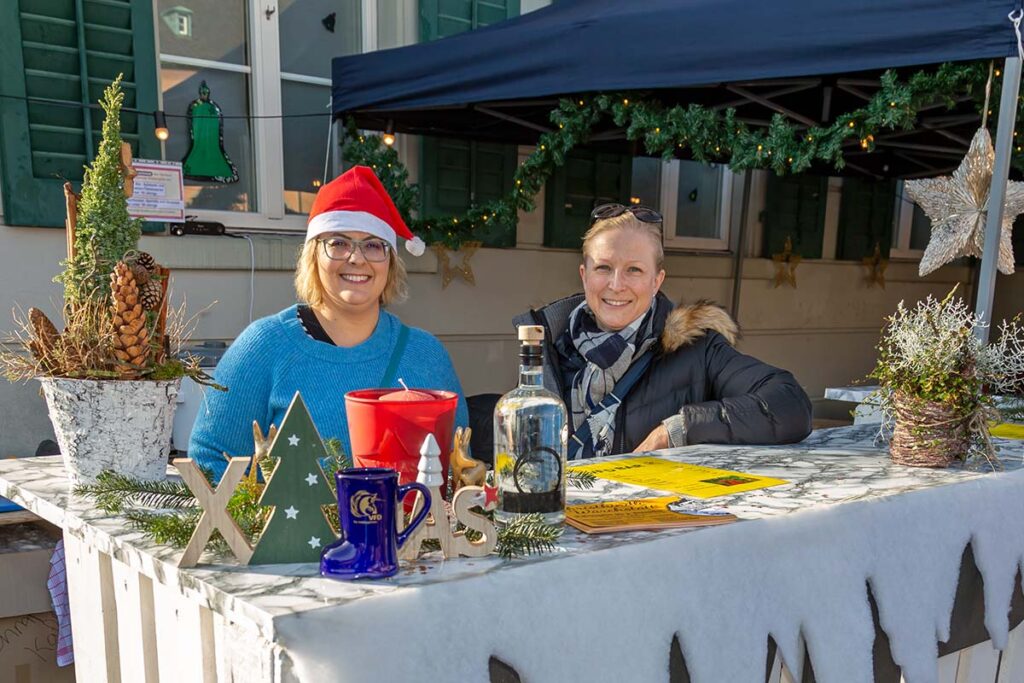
[188, 166, 467, 481]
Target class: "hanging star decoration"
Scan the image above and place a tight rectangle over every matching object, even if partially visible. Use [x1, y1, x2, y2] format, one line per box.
[434, 241, 481, 289]
[862, 242, 889, 289]
[904, 127, 1023, 277]
[771, 236, 801, 288]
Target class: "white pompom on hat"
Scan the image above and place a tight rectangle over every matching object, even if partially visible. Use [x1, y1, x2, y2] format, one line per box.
[306, 165, 426, 256]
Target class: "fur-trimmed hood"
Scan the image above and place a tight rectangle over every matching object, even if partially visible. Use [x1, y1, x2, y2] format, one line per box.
[660, 300, 739, 353]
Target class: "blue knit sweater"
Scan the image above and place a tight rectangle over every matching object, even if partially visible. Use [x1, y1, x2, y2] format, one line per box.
[188, 305, 469, 480]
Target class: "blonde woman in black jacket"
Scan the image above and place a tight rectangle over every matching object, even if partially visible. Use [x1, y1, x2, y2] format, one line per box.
[513, 204, 813, 458]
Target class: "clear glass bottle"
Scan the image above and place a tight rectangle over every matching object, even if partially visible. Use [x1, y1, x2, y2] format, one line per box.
[493, 325, 567, 525]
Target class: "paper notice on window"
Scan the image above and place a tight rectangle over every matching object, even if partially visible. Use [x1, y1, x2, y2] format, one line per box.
[127, 160, 185, 222]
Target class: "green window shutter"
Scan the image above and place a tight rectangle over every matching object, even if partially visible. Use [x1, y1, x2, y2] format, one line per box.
[836, 178, 896, 260]
[420, 0, 519, 40]
[544, 150, 633, 249]
[0, 0, 159, 228]
[420, 137, 517, 247]
[419, 0, 519, 247]
[762, 174, 827, 259]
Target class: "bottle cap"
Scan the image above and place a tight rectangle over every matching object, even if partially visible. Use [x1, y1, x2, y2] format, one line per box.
[518, 325, 544, 345]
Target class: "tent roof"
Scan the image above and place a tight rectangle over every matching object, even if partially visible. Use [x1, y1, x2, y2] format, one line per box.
[331, 0, 1021, 178]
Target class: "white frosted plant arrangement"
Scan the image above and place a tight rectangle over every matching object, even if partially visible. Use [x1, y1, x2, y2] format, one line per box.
[0, 76, 211, 483]
[869, 287, 1024, 468]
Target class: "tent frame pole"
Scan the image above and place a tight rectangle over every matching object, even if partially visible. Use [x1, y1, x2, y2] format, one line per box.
[975, 55, 1022, 343]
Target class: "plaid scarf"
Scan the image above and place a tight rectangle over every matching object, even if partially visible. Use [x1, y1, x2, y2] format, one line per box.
[564, 301, 657, 458]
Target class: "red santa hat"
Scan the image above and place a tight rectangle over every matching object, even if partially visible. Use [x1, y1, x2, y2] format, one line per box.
[306, 166, 425, 256]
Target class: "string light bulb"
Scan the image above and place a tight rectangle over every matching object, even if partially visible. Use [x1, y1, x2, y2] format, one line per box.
[153, 110, 169, 141]
[382, 120, 395, 146]
[312, 179, 322, 188]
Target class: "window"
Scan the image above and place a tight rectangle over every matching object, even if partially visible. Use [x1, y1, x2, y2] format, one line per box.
[0, 0, 160, 227]
[157, 0, 362, 228]
[419, 0, 520, 247]
[762, 174, 827, 259]
[836, 177, 896, 260]
[891, 180, 932, 259]
[544, 155, 733, 251]
[660, 160, 732, 251]
[543, 150, 632, 248]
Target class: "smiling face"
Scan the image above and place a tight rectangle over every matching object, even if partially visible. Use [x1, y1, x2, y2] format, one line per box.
[316, 231, 391, 314]
[580, 227, 666, 331]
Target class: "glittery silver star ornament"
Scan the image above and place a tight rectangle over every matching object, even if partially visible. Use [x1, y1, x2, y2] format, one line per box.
[904, 128, 1023, 277]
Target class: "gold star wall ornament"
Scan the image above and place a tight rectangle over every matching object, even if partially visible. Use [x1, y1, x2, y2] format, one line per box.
[904, 127, 1023, 277]
[434, 241, 481, 289]
[771, 235, 801, 288]
[862, 242, 889, 289]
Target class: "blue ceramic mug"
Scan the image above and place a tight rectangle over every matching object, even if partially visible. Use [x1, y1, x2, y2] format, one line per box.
[320, 468, 431, 580]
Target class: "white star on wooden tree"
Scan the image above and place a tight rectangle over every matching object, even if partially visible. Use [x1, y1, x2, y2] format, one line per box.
[905, 127, 1023, 277]
[308, 536, 321, 549]
[284, 506, 299, 519]
[288, 434, 300, 446]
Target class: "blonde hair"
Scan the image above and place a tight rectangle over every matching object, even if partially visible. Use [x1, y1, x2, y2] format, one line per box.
[294, 238, 409, 308]
[581, 212, 665, 269]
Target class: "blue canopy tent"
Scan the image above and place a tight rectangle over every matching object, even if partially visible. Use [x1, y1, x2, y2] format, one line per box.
[331, 0, 1024, 337]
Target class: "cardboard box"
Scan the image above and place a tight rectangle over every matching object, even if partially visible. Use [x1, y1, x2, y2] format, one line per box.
[0, 612, 75, 683]
[0, 523, 60, 620]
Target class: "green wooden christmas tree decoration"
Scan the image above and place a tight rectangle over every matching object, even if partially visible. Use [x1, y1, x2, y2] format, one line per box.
[249, 392, 338, 564]
[182, 80, 239, 183]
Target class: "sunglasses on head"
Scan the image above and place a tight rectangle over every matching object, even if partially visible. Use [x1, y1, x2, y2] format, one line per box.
[590, 203, 663, 225]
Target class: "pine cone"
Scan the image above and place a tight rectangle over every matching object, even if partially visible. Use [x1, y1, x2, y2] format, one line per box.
[27, 307, 60, 365]
[131, 263, 151, 285]
[110, 261, 150, 378]
[135, 252, 157, 273]
[140, 279, 163, 311]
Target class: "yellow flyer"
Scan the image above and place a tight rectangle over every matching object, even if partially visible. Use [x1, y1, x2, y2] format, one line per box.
[569, 456, 788, 498]
[565, 496, 736, 533]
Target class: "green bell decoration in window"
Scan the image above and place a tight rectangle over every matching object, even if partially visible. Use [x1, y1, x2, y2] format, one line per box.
[182, 81, 239, 183]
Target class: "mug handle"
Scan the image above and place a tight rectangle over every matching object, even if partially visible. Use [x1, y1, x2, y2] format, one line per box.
[396, 482, 432, 549]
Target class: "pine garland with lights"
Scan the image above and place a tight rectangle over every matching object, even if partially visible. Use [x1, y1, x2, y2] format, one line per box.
[342, 61, 1013, 249]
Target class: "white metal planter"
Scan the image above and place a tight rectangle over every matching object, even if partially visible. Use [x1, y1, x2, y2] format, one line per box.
[38, 377, 181, 484]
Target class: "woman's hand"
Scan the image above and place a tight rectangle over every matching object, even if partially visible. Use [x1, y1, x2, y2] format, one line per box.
[633, 424, 669, 452]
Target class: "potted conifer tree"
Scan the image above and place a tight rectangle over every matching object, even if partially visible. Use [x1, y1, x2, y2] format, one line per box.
[1, 76, 198, 483]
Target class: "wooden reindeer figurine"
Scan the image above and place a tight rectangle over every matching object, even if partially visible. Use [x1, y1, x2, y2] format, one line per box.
[451, 426, 486, 490]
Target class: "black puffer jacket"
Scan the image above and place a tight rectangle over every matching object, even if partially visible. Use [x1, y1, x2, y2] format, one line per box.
[513, 293, 813, 454]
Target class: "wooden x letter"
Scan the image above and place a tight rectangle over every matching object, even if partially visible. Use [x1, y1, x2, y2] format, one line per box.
[174, 457, 254, 568]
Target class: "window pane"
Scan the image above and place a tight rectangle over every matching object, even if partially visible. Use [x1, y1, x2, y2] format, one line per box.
[279, 0, 360, 79]
[910, 204, 931, 251]
[675, 160, 722, 238]
[157, 0, 248, 65]
[282, 81, 333, 215]
[630, 157, 661, 208]
[161, 66, 255, 211]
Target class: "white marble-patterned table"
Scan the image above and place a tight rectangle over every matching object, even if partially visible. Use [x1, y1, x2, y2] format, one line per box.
[1, 425, 1024, 683]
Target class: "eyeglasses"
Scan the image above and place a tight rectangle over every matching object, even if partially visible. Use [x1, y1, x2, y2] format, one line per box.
[590, 203, 663, 225]
[318, 236, 391, 263]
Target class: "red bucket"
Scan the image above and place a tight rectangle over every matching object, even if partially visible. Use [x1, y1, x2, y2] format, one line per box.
[344, 389, 458, 505]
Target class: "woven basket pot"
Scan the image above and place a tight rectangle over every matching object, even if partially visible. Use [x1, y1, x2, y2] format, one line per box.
[889, 391, 969, 468]
[38, 377, 180, 484]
